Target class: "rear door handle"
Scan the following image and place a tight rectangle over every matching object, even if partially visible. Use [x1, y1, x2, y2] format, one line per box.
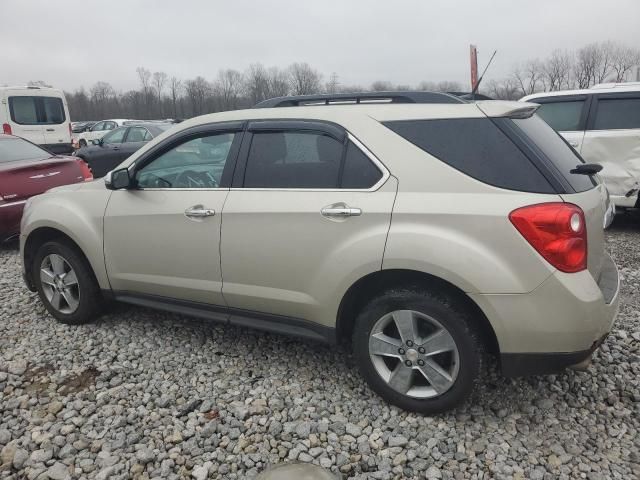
[46, 128, 55, 132]
[185, 205, 216, 218]
[321, 206, 362, 217]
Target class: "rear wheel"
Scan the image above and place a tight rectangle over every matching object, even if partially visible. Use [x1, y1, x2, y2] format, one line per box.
[33, 240, 103, 325]
[352, 287, 482, 413]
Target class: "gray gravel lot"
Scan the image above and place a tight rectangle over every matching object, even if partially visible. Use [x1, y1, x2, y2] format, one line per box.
[1, 217, 639, 480]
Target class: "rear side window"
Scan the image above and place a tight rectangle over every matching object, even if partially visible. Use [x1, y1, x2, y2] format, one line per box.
[341, 142, 383, 188]
[535, 101, 584, 132]
[244, 132, 343, 188]
[8, 96, 66, 125]
[593, 97, 640, 130]
[384, 118, 554, 193]
[511, 115, 595, 192]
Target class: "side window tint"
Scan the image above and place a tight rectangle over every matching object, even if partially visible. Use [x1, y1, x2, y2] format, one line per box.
[593, 97, 640, 130]
[384, 118, 554, 193]
[102, 128, 126, 144]
[244, 132, 343, 188]
[341, 141, 383, 188]
[91, 122, 104, 131]
[535, 101, 584, 132]
[136, 133, 235, 189]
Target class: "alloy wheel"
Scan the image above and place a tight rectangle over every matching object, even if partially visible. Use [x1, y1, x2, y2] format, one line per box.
[368, 310, 460, 398]
[40, 254, 80, 314]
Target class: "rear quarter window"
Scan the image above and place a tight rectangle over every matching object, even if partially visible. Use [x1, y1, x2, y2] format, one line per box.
[383, 118, 555, 193]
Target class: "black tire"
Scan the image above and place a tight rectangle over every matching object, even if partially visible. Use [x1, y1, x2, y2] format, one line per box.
[352, 287, 482, 414]
[79, 139, 87, 148]
[33, 240, 103, 325]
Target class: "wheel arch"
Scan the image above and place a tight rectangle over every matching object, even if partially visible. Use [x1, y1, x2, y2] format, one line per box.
[23, 227, 101, 292]
[336, 268, 500, 355]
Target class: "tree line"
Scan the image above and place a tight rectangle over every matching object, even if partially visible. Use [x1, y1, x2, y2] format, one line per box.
[58, 40, 639, 121]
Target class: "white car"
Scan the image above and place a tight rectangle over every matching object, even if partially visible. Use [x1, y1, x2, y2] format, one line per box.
[74, 119, 131, 148]
[0, 86, 72, 154]
[521, 82, 640, 210]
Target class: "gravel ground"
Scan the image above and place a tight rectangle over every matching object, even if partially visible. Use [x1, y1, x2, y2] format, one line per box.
[1, 217, 639, 480]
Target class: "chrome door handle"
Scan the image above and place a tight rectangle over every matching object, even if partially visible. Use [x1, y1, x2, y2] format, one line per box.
[185, 205, 215, 218]
[321, 206, 362, 217]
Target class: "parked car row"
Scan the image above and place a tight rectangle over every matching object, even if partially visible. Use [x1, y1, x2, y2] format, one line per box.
[74, 122, 173, 177]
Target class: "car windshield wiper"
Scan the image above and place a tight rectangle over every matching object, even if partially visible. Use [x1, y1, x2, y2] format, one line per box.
[570, 163, 603, 176]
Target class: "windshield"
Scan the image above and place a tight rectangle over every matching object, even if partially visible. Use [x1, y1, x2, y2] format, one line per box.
[0, 137, 48, 163]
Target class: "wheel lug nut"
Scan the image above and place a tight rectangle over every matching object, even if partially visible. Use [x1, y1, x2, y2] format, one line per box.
[405, 360, 412, 367]
[418, 359, 425, 366]
[406, 340, 414, 347]
[398, 348, 405, 355]
[418, 347, 426, 354]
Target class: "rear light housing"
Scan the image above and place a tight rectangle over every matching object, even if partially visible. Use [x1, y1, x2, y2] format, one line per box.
[509, 202, 587, 273]
[76, 159, 94, 182]
[2, 123, 11, 135]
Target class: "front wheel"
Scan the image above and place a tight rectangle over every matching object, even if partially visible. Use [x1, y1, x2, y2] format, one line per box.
[33, 240, 103, 325]
[78, 139, 87, 148]
[352, 288, 482, 414]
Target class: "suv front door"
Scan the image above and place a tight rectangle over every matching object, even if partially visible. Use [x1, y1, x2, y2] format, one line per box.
[103, 123, 243, 306]
[220, 121, 397, 332]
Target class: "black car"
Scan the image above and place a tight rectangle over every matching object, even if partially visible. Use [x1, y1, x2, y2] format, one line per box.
[71, 121, 97, 133]
[75, 123, 173, 178]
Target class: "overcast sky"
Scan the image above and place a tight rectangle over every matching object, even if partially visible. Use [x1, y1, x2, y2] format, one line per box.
[2, 0, 639, 92]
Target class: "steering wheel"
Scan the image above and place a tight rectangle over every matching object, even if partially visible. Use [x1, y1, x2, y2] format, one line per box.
[173, 170, 218, 188]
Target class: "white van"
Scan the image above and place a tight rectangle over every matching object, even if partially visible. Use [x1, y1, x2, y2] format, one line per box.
[0, 86, 73, 154]
[521, 82, 640, 210]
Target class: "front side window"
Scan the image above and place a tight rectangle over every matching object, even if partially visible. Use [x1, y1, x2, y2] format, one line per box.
[8, 96, 66, 125]
[593, 97, 640, 130]
[136, 133, 235, 189]
[91, 122, 105, 132]
[102, 128, 127, 144]
[104, 122, 117, 130]
[535, 100, 584, 132]
[244, 131, 343, 188]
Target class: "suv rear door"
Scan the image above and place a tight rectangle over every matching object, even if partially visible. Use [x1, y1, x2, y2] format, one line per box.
[581, 91, 640, 206]
[529, 94, 590, 152]
[220, 120, 396, 331]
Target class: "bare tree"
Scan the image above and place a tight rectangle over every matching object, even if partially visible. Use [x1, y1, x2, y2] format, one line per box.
[152, 71, 168, 115]
[484, 78, 520, 100]
[28, 80, 52, 87]
[513, 60, 545, 96]
[168, 76, 182, 118]
[267, 67, 290, 98]
[244, 63, 270, 104]
[136, 67, 153, 113]
[371, 81, 393, 91]
[543, 50, 573, 91]
[288, 62, 322, 95]
[214, 69, 243, 110]
[184, 76, 211, 116]
[574, 43, 614, 88]
[611, 45, 640, 82]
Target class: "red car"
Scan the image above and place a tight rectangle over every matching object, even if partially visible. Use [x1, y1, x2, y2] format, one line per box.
[0, 134, 93, 242]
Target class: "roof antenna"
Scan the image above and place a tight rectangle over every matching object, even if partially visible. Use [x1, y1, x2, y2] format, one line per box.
[472, 50, 497, 100]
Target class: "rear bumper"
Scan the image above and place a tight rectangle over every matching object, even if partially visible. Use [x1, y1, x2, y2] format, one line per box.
[43, 143, 73, 155]
[0, 200, 26, 242]
[470, 252, 620, 376]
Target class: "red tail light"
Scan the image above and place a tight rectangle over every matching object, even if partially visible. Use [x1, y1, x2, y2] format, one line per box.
[509, 202, 587, 273]
[2, 123, 11, 135]
[76, 159, 93, 181]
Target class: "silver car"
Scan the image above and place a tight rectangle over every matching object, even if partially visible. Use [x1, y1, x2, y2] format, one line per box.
[20, 92, 620, 413]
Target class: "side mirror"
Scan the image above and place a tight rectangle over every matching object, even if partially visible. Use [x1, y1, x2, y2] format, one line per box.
[104, 168, 132, 190]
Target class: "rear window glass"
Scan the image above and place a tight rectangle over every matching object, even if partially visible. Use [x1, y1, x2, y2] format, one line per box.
[535, 100, 584, 132]
[383, 118, 554, 193]
[8, 96, 66, 125]
[511, 114, 595, 192]
[593, 97, 640, 130]
[0, 137, 47, 163]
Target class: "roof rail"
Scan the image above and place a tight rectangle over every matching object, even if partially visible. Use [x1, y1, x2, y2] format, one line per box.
[590, 82, 640, 89]
[253, 91, 464, 108]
